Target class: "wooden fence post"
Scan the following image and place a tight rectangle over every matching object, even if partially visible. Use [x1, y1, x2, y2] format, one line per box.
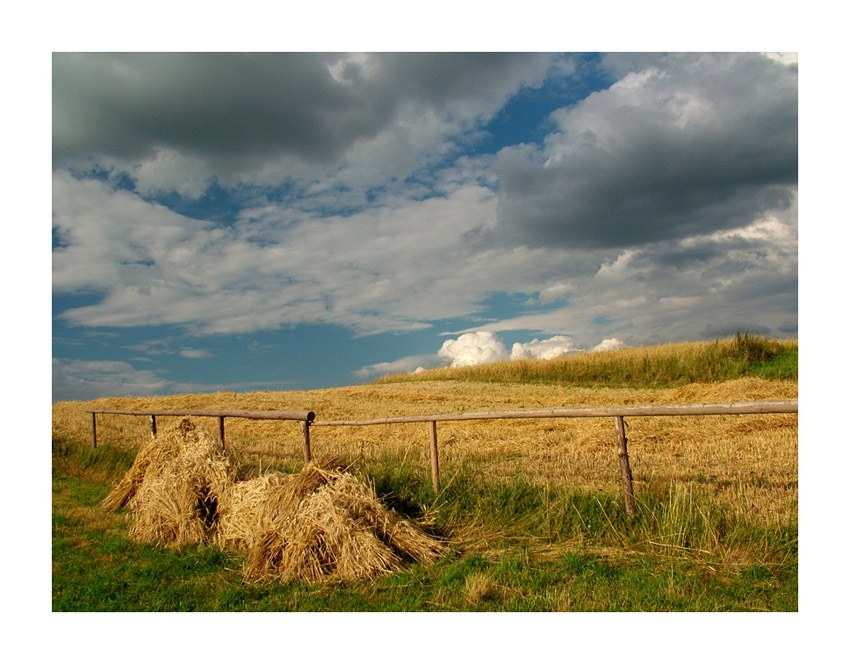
[615, 416, 635, 517]
[150, 415, 157, 438]
[91, 412, 97, 449]
[428, 420, 440, 493]
[301, 421, 312, 463]
[218, 416, 226, 448]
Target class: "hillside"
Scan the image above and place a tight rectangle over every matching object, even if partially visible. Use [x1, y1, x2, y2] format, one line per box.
[375, 335, 797, 387]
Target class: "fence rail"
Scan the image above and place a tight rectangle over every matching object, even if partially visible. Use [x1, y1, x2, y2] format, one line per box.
[311, 400, 798, 426]
[87, 408, 316, 461]
[88, 408, 315, 420]
[86, 400, 797, 517]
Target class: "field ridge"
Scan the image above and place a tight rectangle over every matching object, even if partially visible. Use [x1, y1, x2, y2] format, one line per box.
[375, 335, 798, 388]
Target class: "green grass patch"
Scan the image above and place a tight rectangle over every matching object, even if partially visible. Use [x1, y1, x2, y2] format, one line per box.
[52, 436, 137, 483]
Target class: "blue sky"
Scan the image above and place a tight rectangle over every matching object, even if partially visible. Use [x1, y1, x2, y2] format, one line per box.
[52, 52, 799, 402]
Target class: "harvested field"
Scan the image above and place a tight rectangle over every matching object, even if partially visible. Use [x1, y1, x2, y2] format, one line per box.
[61, 376, 797, 525]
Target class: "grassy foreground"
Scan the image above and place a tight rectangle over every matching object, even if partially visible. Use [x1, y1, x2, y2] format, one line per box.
[53, 440, 796, 611]
[52, 338, 797, 611]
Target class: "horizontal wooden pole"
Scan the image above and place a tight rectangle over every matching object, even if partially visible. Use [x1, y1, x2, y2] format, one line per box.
[86, 408, 316, 422]
[311, 400, 797, 427]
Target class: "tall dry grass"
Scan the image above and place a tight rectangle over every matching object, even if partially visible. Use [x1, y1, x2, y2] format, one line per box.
[375, 335, 798, 387]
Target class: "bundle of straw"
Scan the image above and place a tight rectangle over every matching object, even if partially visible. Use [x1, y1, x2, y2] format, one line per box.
[100, 427, 183, 512]
[104, 420, 444, 582]
[218, 461, 444, 583]
[103, 419, 238, 546]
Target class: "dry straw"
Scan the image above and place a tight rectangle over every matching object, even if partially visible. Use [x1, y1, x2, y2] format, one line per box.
[103, 419, 444, 583]
[102, 419, 238, 546]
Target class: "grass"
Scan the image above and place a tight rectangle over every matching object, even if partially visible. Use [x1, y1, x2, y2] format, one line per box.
[52, 338, 797, 611]
[52, 430, 796, 611]
[53, 471, 796, 612]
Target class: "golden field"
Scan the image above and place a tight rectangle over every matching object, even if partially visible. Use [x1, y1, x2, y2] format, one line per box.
[53, 374, 798, 529]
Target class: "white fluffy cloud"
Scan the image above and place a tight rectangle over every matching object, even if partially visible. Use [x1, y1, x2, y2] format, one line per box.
[436, 332, 619, 368]
[511, 335, 576, 360]
[438, 332, 509, 367]
[592, 338, 626, 352]
[357, 332, 621, 377]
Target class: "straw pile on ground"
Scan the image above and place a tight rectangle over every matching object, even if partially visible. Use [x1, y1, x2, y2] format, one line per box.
[102, 419, 444, 583]
[218, 460, 444, 582]
[101, 419, 238, 546]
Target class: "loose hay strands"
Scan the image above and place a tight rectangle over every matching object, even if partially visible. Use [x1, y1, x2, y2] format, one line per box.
[103, 420, 444, 582]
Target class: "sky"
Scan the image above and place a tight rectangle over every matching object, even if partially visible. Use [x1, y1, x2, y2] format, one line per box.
[51, 51, 799, 402]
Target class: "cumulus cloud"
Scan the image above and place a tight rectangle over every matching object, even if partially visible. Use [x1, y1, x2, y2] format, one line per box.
[364, 333, 628, 377]
[511, 335, 576, 360]
[437, 332, 611, 367]
[53, 52, 557, 191]
[438, 332, 509, 367]
[592, 338, 625, 352]
[494, 53, 797, 250]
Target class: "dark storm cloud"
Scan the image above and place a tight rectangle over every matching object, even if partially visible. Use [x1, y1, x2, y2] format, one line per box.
[53, 53, 354, 164]
[626, 234, 775, 274]
[494, 53, 797, 250]
[52, 52, 553, 173]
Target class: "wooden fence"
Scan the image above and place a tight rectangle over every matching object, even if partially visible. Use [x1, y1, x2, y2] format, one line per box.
[87, 400, 797, 517]
[87, 408, 316, 461]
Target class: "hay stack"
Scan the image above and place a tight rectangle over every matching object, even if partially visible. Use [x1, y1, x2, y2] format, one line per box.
[100, 426, 182, 512]
[103, 420, 444, 582]
[102, 419, 238, 546]
[217, 458, 444, 583]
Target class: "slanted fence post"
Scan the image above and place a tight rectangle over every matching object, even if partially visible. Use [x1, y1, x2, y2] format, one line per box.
[301, 421, 312, 463]
[428, 420, 440, 493]
[615, 416, 636, 517]
[218, 416, 226, 448]
[150, 415, 157, 438]
[91, 412, 97, 449]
